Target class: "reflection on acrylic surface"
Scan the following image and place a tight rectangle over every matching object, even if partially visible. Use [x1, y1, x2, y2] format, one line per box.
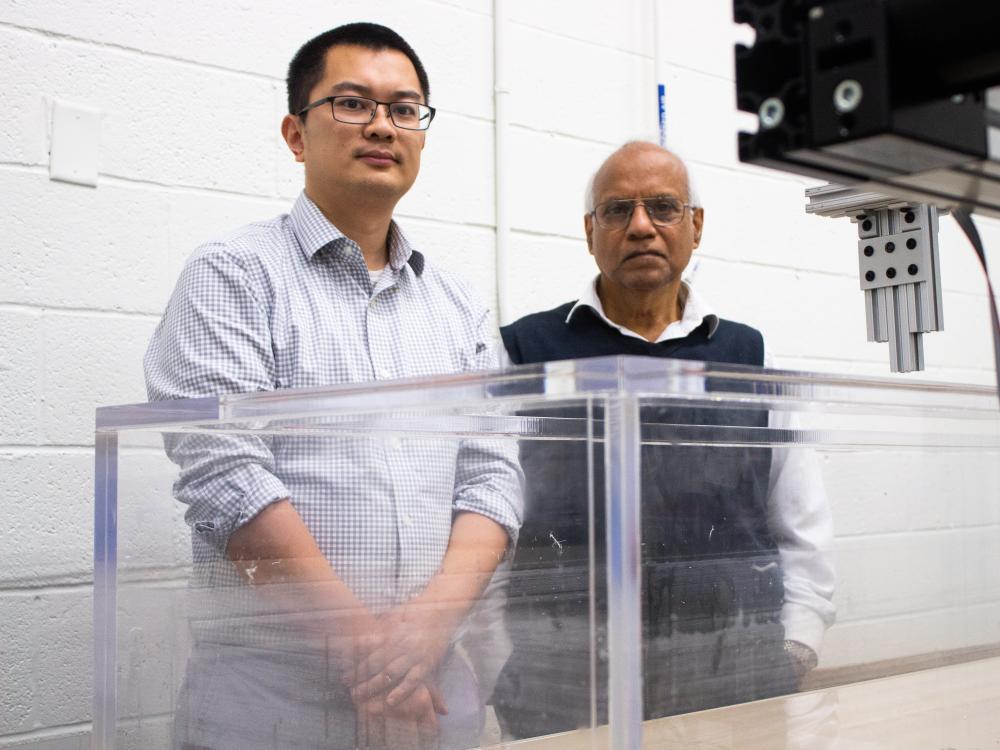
[492, 401, 834, 741]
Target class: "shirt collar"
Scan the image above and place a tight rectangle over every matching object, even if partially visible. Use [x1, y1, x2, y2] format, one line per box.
[566, 275, 720, 343]
[288, 191, 423, 275]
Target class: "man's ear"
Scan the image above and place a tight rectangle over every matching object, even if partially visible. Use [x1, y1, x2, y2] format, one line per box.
[691, 207, 704, 249]
[584, 213, 594, 255]
[281, 114, 306, 163]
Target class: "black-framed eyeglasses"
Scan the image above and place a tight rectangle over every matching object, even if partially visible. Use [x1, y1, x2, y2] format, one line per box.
[591, 196, 694, 230]
[297, 95, 436, 131]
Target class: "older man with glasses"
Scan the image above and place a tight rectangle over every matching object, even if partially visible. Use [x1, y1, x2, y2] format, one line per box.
[493, 141, 835, 738]
[145, 22, 521, 750]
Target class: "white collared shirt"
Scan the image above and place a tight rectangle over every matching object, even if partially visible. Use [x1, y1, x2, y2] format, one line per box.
[566, 277, 721, 344]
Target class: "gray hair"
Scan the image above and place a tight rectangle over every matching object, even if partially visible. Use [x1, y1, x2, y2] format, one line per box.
[583, 140, 701, 213]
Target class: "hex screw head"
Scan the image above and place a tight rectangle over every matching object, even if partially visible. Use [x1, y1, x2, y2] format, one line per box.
[885, 242, 896, 253]
[864, 245, 874, 257]
[906, 238, 917, 249]
[862, 219, 873, 232]
[759, 97, 785, 130]
[834, 79, 863, 113]
[908, 264, 919, 275]
[904, 211, 915, 223]
[865, 270, 876, 282]
[886, 267, 897, 279]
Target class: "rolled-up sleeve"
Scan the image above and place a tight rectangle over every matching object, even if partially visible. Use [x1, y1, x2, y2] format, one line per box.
[451, 316, 524, 542]
[144, 246, 289, 553]
[453, 437, 524, 543]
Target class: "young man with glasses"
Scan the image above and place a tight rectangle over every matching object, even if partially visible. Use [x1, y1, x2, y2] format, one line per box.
[145, 22, 521, 750]
[494, 141, 834, 737]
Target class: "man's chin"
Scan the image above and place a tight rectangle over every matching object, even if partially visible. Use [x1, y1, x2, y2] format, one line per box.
[618, 269, 677, 293]
[348, 174, 410, 202]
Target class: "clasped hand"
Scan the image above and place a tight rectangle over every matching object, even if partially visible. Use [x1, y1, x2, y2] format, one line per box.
[344, 598, 457, 749]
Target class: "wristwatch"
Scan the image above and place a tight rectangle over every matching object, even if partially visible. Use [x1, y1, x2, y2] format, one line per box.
[783, 639, 818, 676]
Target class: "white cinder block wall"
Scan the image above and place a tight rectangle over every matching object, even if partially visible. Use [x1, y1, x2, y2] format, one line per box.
[1, 1, 998, 746]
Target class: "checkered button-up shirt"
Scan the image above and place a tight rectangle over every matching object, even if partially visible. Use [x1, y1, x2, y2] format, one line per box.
[144, 192, 523, 613]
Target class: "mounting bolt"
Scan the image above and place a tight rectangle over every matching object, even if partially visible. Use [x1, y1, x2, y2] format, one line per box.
[759, 97, 785, 130]
[908, 264, 919, 275]
[833, 79, 863, 114]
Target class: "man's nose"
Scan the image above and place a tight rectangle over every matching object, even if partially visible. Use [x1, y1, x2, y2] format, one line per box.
[363, 104, 396, 139]
[626, 203, 656, 237]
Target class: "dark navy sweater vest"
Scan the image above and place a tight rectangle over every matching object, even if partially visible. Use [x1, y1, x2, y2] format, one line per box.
[501, 302, 765, 367]
[492, 302, 792, 729]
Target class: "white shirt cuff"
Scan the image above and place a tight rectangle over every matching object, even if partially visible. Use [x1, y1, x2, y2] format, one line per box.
[782, 602, 828, 657]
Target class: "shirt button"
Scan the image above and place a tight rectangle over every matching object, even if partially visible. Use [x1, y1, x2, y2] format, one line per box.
[403, 514, 414, 526]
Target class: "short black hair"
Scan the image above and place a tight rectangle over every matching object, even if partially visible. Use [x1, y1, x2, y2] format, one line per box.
[286, 22, 430, 116]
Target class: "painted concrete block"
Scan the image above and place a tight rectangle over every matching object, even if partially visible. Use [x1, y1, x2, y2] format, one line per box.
[507, 23, 654, 146]
[33, 311, 154, 446]
[0, 452, 93, 585]
[834, 531, 971, 621]
[0, 173, 173, 313]
[692, 162, 860, 278]
[0, 589, 93, 731]
[506, 127, 611, 238]
[656, 0, 742, 80]
[509, 0, 654, 58]
[0, 312, 46, 445]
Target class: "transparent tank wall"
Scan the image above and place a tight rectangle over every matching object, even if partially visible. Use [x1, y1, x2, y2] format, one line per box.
[95, 357, 1000, 749]
[102, 395, 607, 749]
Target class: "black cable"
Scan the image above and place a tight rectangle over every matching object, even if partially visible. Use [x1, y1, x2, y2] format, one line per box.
[952, 208, 1000, 406]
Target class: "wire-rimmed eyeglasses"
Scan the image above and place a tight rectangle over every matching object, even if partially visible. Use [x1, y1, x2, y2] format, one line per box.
[591, 196, 694, 230]
[297, 95, 436, 131]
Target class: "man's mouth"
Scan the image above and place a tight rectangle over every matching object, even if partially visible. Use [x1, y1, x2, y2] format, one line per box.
[357, 150, 398, 167]
[623, 250, 666, 262]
